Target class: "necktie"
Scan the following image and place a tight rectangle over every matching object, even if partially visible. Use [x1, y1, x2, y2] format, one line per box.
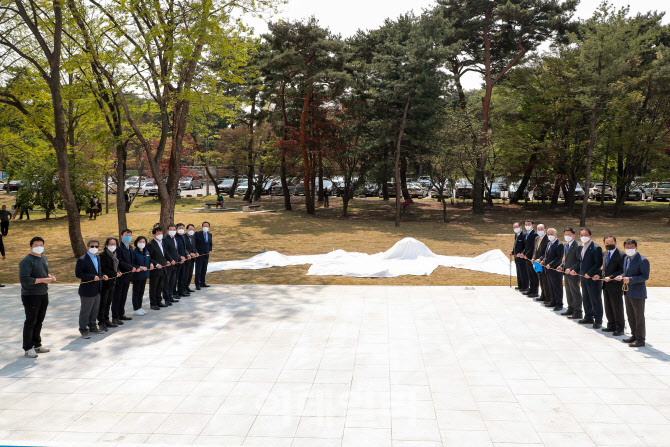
[606, 251, 612, 266]
[624, 257, 629, 275]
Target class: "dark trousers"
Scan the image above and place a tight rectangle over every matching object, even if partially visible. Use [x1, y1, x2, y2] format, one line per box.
[1, 220, 8, 235]
[98, 282, 115, 324]
[603, 283, 625, 331]
[177, 262, 188, 293]
[79, 294, 100, 333]
[174, 263, 183, 295]
[149, 270, 164, 306]
[547, 270, 563, 307]
[163, 266, 176, 299]
[112, 280, 131, 318]
[22, 294, 48, 351]
[625, 296, 646, 343]
[324, 195, 329, 207]
[539, 272, 549, 301]
[525, 261, 539, 295]
[515, 258, 528, 289]
[564, 274, 582, 313]
[185, 259, 195, 288]
[581, 278, 603, 323]
[195, 256, 209, 287]
[19, 209, 29, 219]
[132, 280, 146, 310]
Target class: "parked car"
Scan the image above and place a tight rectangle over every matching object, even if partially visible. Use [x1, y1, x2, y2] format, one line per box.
[179, 177, 202, 190]
[7, 180, 23, 192]
[574, 184, 585, 201]
[124, 176, 142, 190]
[455, 185, 473, 199]
[529, 183, 553, 201]
[216, 179, 234, 194]
[236, 181, 249, 196]
[486, 182, 506, 199]
[362, 183, 380, 197]
[0, 181, 4, 191]
[589, 183, 615, 201]
[407, 182, 428, 198]
[378, 183, 398, 198]
[626, 183, 647, 201]
[647, 182, 670, 201]
[427, 183, 452, 199]
[270, 182, 296, 196]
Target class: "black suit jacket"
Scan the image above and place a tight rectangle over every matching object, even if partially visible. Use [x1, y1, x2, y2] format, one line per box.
[165, 236, 180, 262]
[195, 231, 213, 255]
[99, 250, 119, 286]
[176, 234, 188, 257]
[75, 254, 102, 297]
[523, 230, 537, 258]
[535, 235, 549, 261]
[544, 239, 565, 269]
[512, 233, 525, 256]
[184, 234, 195, 255]
[603, 248, 624, 280]
[147, 239, 168, 270]
[562, 240, 580, 272]
[579, 242, 603, 277]
[116, 242, 134, 284]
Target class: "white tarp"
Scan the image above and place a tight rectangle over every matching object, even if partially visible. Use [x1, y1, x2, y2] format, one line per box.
[207, 237, 516, 278]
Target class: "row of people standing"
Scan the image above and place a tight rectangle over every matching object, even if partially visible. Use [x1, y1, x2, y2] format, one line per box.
[18, 222, 213, 358]
[511, 221, 650, 347]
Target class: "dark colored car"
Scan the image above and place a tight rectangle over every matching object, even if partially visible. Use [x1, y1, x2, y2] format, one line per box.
[626, 183, 646, 201]
[7, 180, 23, 192]
[455, 186, 472, 199]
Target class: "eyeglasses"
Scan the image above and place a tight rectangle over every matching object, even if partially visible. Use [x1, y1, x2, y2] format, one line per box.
[90, 245, 99, 248]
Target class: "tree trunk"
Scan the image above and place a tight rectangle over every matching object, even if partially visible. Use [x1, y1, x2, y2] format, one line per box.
[229, 172, 239, 199]
[317, 151, 324, 202]
[400, 156, 410, 200]
[244, 99, 255, 203]
[382, 145, 390, 201]
[581, 106, 597, 226]
[300, 82, 315, 215]
[395, 100, 410, 227]
[511, 151, 538, 204]
[279, 82, 292, 210]
[116, 140, 128, 232]
[550, 177, 561, 208]
[601, 141, 608, 207]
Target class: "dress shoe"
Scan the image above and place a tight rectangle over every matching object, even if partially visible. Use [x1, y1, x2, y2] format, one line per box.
[629, 341, 645, 347]
[151, 305, 160, 310]
[0, 284, 5, 287]
[100, 323, 109, 332]
[521, 291, 531, 295]
[622, 336, 636, 343]
[195, 286, 201, 290]
[179, 292, 188, 297]
[561, 309, 574, 316]
[568, 312, 583, 319]
[528, 295, 539, 299]
[552, 306, 563, 311]
[544, 302, 555, 307]
[158, 303, 167, 308]
[515, 286, 521, 290]
[89, 327, 104, 333]
[612, 331, 624, 336]
[187, 288, 195, 292]
[592, 323, 602, 329]
[112, 318, 124, 325]
[201, 284, 210, 287]
[105, 320, 118, 328]
[120, 315, 132, 321]
[601, 327, 615, 332]
[578, 318, 594, 325]
[166, 301, 172, 306]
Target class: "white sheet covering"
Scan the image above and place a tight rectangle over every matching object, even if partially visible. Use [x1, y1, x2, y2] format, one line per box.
[207, 237, 517, 278]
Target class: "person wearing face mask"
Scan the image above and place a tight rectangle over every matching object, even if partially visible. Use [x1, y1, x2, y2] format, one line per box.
[111, 229, 136, 324]
[184, 224, 198, 292]
[510, 222, 528, 292]
[163, 224, 182, 303]
[19, 237, 56, 358]
[532, 224, 549, 302]
[98, 237, 122, 330]
[75, 240, 104, 339]
[558, 228, 583, 319]
[175, 223, 191, 297]
[194, 221, 213, 289]
[131, 236, 152, 315]
[616, 239, 650, 347]
[593, 235, 625, 336]
[520, 220, 539, 298]
[541, 228, 565, 311]
[576, 228, 604, 329]
[147, 226, 169, 309]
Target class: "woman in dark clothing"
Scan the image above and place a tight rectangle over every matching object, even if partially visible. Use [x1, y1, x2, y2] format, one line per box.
[131, 236, 152, 316]
[98, 237, 121, 330]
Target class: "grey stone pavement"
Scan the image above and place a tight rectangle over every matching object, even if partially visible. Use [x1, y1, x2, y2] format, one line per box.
[1, 284, 670, 447]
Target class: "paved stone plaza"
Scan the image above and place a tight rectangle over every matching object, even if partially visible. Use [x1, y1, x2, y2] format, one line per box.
[1, 284, 670, 447]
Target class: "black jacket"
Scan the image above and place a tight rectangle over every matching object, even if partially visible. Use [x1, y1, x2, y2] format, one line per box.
[176, 234, 189, 257]
[99, 250, 119, 287]
[603, 248, 624, 282]
[165, 235, 180, 263]
[195, 230, 213, 255]
[579, 242, 603, 277]
[116, 242, 134, 284]
[147, 238, 168, 271]
[562, 240, 581, 272]
[512, 232, 525, 256]
[522, 230, 537, 258]
[184, 233, 196, 255]
[75, 254, 102, 297]
[535, 235, 549, 261]
[544, 239, 565, 269]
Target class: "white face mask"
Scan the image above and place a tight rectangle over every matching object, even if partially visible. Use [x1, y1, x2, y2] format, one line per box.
[32, 246, 45, 255]
[177, 229, 185, 235]
[547, 235, 556, 242]
[513, 227, 521, 234]
[187, 230, 195, 236]
[155, 234, 163, 241]
[203, 227, 209, 233]
[137, 242, 146, 250]
[625, 248, 637, 257]
[580, 236, 590, 244]
[525, 225, 532, 231]
[168, 230, 176, 237]
[564, 235, 573, 242]
[108, 245, 117, 252]
[537, 231, 546, 237]
[88, 247, 99, 255]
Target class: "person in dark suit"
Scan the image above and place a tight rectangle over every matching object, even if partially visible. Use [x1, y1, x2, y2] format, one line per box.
[576, 228, 604, 329]
[183, 224, 198, 292]
[617, 239, 650, 347]
[175, 223, 192, 296]
[194, 221, 213, 289]
[542, 228, 565, 311]
[75, 240, 104, 338]
[510, 222, 527, 292]
[520, 221, 539, 298]
[558, 228, 583, 319]
[111, 229, 135, 324]
[164, 224, 181, 302]
[146, 227, 168, 310]
[89, 195, 102, 220]
[532, 224, 549, 302]
[97, 237, 121, 331]
[593, 235, 625, 335]
[131, 236, 152, 315]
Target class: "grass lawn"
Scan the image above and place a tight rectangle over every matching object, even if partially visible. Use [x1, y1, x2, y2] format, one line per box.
[1, 192, 669, 286]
